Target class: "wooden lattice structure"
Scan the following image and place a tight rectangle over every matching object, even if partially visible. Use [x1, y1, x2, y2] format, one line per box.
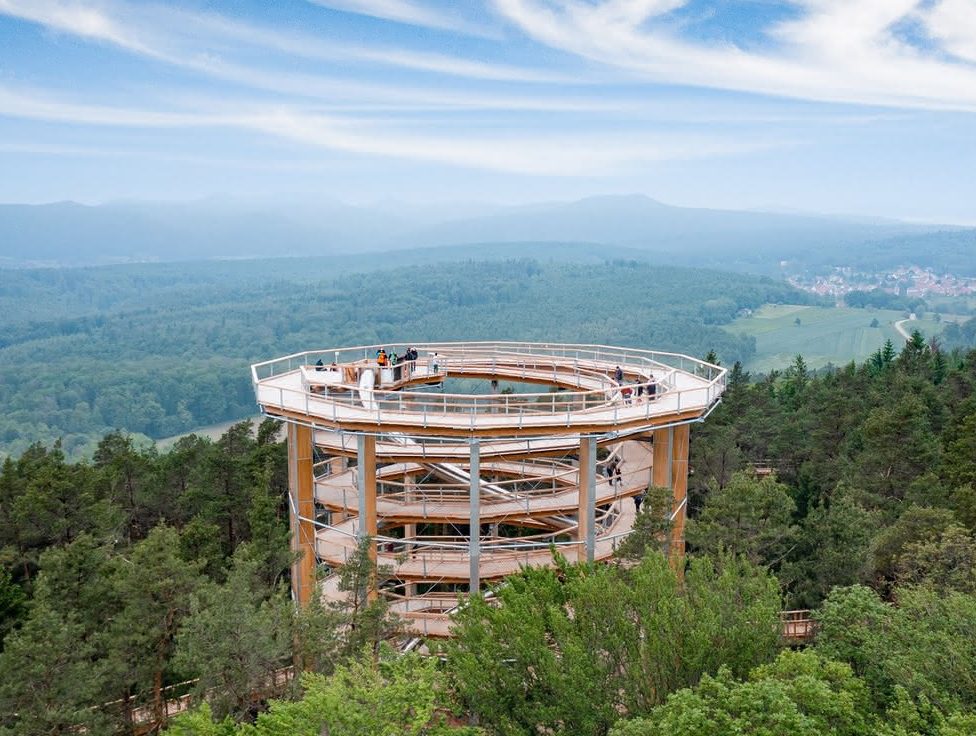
[252, 342, 726, 637]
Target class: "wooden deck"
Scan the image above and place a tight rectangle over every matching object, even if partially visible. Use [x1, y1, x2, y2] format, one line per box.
[253, 343, 725, 438]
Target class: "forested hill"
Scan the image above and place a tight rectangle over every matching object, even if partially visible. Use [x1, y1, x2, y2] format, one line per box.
[0, 338, 974, 735]
[0, 257, 816, 460]
[2, 196, 968, 276]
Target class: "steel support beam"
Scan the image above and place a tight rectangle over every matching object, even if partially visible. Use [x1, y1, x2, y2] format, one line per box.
[357, 433, 378, 601]
[469, 438, 481, 594]
[578, 435, 597, 562]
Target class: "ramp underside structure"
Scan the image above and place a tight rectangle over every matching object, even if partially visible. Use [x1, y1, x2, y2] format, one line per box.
[253, 342, 725, 637]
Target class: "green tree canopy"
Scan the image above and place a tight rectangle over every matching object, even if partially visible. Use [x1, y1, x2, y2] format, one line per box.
[686, 471, 798, 570]
[610, 650, 877, 736]
[167, 650, 479, 736]
[815, 585, 976, 714]
[446, 551, 780, 736]
[174, 546, 291, 720]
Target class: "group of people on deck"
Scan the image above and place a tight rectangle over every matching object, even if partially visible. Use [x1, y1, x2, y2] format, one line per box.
[376, 346, 419, 366]
[614, 365, 658, 404]
[376, 346, 420, 381]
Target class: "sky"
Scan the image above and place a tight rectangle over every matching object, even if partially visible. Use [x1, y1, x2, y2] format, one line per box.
[0, 0, 974, 223]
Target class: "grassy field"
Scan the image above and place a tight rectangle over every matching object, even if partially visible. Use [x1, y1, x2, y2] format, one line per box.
[724, 305, 951, 373]
[155, 416, 265, 450]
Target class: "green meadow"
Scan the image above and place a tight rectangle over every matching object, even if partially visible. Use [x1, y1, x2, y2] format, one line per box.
[724, 304, 949, 373]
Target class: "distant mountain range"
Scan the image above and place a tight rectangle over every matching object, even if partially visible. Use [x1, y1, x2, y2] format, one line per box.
[0, 195, 970, 275]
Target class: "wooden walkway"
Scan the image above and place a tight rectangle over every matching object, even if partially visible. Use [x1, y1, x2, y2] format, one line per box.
[253, 343, 725, 438]
[314, 442, 653, 523]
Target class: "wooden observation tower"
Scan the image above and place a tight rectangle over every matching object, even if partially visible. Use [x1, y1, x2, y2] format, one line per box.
[251, 342, 725, 637]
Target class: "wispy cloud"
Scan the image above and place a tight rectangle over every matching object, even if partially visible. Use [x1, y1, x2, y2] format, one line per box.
[0, 0, 561, 85]
[0, 0, 178, 62]
[0, 83, 787, 176]
[0, 85, 228, 127]
[251, 106, 788, 175]
[491, 0, 976, 111]
[306, 0, 495, 37]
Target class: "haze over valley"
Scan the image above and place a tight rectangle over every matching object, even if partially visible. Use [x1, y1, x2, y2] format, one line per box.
[2, 194, 970, 275]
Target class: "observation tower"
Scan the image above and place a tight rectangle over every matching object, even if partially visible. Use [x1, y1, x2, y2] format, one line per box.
[251, 342, 725, 637]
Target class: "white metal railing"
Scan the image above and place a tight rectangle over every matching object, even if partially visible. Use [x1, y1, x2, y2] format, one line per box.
[252, 342, 725, 425]
[315, 450, 641, 512]
[317, 455, 620, 496]
[308, 499, 631, 559]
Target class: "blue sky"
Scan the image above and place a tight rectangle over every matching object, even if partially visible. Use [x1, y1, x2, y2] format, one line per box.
[0, 0, 974, 223]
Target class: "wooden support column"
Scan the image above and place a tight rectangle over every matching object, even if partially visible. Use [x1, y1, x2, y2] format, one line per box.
[578, 436, 597, 563]
[669, 424, 690, 568]
[357, 434, 378, 601]
[653, 425, 690, 572]
[652, 427, 671, 490]
[287, 422, 315, 606]
[469, 438, 481, 594]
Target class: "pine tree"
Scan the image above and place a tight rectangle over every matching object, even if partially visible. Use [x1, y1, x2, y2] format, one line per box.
[616, 485, 673, 560]
[246, 465, 293, 591]
[881, 339, 897, 365]
[0, 567, 24, 646]
[0, 604, 111, 735]
[932, 347, 948, 385]
[174, 546, 292, 720]
[110, 525, 204, 727]
[686, 471, 798, 569]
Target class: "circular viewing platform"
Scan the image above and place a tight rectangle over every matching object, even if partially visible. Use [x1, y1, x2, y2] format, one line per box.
[254, 342, 725, 638]
[252, 341, 726, 438]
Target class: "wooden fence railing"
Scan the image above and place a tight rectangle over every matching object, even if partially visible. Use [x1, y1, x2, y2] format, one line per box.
[115, 666, 296, 734]
[781, 609, 816, 643]
[121, 612, 817, 733]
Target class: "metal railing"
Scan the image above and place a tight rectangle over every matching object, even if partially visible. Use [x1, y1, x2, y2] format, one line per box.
[312, 500, 632, 562]
[315, 452, 633, 509]
[252, 342, 726, 426]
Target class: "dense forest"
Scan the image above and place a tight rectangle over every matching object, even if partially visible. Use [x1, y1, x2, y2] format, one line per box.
[1, 335, 975, 735]
[0, 256, 818, 459]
